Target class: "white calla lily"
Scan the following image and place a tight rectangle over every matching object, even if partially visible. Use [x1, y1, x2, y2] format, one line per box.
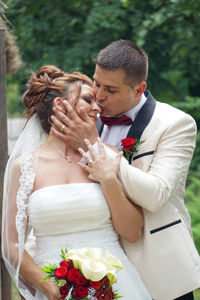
[65, 247, 124, 283]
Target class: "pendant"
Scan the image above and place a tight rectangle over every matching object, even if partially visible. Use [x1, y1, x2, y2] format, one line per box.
[65, 155, 71, 163]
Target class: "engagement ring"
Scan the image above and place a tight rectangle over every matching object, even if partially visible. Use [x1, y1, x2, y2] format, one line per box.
[87, 159, 93, 167]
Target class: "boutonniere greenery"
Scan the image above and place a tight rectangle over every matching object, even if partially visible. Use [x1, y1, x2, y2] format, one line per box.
[121, 137, 144, 163]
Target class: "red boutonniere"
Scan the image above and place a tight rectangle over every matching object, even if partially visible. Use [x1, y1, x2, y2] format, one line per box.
[121, 137, 144, 163]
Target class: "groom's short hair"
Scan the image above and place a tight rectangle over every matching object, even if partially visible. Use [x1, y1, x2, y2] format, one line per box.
[94, 39, 148, 87]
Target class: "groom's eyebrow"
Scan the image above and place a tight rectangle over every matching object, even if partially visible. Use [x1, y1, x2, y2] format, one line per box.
[93, 76, 119, 89]
[105, 84, 119, 89]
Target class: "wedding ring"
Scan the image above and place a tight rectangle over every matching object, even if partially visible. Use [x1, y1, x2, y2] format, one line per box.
[61, 124, 65, 132]
[87, 159, 93, 167]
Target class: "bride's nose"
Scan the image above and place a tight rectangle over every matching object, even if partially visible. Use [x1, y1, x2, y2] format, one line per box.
[92, 102, 101, 114]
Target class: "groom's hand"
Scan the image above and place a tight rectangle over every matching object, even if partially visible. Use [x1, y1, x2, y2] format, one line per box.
[51, 100, 99, 151]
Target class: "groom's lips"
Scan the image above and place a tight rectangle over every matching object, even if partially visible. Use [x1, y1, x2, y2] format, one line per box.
[99, 106, 106, 113]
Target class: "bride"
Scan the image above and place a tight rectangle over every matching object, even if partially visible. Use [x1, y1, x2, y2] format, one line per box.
[2, 65, 151, 300]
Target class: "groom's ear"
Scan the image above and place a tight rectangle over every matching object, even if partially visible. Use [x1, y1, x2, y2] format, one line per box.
[53, 97, 66, 113]
[135, 81, 147, 97]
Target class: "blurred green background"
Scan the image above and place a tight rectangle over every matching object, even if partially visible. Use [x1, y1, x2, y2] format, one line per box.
[1, 0, 200, 298]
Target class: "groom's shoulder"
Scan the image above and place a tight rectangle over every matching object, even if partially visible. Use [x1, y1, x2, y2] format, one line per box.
[154, 100, 196, 126]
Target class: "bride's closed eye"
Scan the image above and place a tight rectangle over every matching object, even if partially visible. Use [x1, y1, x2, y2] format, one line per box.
[82, 96, 92, 104]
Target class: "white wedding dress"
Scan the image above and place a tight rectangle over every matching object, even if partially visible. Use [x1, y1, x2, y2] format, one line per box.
[28, 182, 151, 300]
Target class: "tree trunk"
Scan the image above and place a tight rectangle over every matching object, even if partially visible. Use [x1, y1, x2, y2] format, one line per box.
[0, 28, 12, 300]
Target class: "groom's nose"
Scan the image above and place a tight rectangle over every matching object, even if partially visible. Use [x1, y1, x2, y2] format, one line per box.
[95, 87, 106, 102]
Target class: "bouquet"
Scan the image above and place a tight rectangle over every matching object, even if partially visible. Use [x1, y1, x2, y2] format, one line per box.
[41, 247, 124, 300]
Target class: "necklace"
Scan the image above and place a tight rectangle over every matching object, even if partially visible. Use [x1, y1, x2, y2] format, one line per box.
[51, 140, 72, 163]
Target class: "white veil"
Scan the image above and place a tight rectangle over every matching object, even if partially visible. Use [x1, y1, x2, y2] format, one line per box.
[2, 114, 47, 299]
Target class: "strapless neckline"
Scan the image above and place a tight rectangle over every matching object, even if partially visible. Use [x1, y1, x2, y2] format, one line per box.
[30, 182, 100, 198]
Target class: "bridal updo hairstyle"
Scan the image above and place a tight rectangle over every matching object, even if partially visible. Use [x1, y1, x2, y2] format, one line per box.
[23, 65, 93, 134]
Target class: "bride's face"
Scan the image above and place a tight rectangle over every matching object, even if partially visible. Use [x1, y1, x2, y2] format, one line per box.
[70, 84, 101, 123]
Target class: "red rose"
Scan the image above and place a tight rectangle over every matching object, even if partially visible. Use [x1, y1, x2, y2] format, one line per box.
[59, 296, 66, 300]
[104, 287, 115, 299]
[75, 275, 88, 286]
[73, 286, 88, 298]
[60, 260, 74, 270]
[67, 268, 82, 283]
[59, 284, 70, 296]
[54, 265, 68, 279]
[95, 290, 104, 300]
[90, 280, 101, 290]
[100, 276, 110, 290]
[121, 137, 136, 151]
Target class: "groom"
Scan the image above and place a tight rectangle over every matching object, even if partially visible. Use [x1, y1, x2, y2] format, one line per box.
[51, 40, 200, 300]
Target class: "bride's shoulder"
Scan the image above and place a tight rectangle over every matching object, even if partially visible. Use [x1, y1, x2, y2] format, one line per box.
[12, 151, 37, 172]
[10, 156, 23, 178]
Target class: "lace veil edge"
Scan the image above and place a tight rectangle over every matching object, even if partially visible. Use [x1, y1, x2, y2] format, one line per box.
[2, 114, 47, 299]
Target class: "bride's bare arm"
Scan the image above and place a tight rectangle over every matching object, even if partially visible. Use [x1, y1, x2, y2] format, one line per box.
[4, 159, 60, 300]
[78, 138, 144, 243]
[20, 251, 59, 300]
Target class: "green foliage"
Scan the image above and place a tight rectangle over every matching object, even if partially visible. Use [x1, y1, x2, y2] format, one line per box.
[135, 0, 200, 102]
[6, 74, 24, 117]
[40, 262, 57, 280]
[172, 97, 200, 178]
[172, 97, 200, 129]
[4, 0, 200, 117]
[194, 289, 200, 300]
[114, 289, 123, 298]
[56, 279, 67, 287]
[189, 131, 200, 179]
[61, 248, 68, 260]
[4, 0, 200, 182]
[185, 177, 200, 255]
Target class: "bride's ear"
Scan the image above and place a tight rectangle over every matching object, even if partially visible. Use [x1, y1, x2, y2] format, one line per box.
[53, 97, 66, 113]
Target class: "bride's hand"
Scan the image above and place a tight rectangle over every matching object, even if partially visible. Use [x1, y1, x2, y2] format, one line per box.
[78, 137, 123, 184]
[44, 281, 60, 300]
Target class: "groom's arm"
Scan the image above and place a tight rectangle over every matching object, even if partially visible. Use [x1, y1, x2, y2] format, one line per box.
[104, 113, 197, 213]
[51, 101, 197, 213]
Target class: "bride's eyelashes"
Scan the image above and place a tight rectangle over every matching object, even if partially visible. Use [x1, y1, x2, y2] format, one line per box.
[82, 96, 92, 104]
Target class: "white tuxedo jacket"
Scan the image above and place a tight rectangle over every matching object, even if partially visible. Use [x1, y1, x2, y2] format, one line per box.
[98, 91, 200, 300]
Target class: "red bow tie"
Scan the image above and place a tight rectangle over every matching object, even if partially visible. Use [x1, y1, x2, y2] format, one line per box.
[100, 115, 132, 126]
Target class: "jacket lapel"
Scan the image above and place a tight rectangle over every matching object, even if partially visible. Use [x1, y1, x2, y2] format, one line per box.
[126, 91, 156, 164]
[97, 90, 156, 162]
[127, 90, 156, 140]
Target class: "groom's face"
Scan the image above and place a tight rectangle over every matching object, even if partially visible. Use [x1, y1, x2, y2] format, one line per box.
[93, 65, 139, 116]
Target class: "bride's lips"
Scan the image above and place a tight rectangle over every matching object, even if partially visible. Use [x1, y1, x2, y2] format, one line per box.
[89, 115, 97, 122]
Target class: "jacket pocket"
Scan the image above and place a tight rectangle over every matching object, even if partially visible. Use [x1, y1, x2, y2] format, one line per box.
[150, 219, 182, 234]
[133, 150, 155, 161]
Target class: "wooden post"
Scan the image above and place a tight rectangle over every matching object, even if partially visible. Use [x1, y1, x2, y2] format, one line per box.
[0, 28, 12, 300]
